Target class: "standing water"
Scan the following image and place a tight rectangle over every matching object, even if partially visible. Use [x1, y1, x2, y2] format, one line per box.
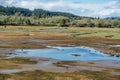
[8, 46, 120, 61]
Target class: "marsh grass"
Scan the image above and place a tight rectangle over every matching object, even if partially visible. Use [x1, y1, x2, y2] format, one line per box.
[0, 26, 120, 39]
[0, 60, 20, 69]
[6, 57, 37, 64]
[0, 70, 119, 80]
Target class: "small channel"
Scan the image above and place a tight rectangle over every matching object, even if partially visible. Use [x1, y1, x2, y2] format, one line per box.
[7, 46, 120, 61]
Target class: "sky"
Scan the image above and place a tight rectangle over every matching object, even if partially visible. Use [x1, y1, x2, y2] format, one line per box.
[0, 0, 120, 17]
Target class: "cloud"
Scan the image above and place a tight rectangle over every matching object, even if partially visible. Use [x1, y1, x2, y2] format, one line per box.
[98, 0, 120, 17]
[1, 0, 120, 17]
[106, 0, 120, 9]
[0, 0, 6, 6]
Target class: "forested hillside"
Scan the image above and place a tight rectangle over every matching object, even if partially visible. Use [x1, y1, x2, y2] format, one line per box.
[0, 5, 120, 28]
[0, 5, 77, 18]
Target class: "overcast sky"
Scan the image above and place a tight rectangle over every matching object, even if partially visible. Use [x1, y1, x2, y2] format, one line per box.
[0, 0, 120, 17]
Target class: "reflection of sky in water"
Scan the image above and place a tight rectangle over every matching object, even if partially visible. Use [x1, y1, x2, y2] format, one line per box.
[8, 46, 120, 61]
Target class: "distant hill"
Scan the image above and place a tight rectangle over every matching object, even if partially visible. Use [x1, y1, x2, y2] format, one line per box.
[0, 5, 78, 18]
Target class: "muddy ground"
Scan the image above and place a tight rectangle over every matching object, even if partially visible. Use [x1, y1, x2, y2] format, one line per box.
[0, 26, 120, 80]
[0, 32, 120, 56]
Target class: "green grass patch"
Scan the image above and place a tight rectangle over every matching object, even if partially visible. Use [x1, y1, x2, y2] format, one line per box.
[7, 57, 37, 64]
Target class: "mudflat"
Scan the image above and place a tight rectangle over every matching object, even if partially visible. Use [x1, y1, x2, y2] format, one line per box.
[0, 26, 120, 80]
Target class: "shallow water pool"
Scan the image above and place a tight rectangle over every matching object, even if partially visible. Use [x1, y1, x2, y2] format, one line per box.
[8, 46, 120, 61]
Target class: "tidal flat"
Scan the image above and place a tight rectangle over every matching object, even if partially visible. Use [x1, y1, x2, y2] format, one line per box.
[0, 26, 120, 80]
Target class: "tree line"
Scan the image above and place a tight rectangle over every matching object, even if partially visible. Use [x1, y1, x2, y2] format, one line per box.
[0, 5, 120, 28]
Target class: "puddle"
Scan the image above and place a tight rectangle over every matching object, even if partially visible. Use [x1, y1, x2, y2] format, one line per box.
[18, 39, 57, 43]
[0, 69, 23, 74]
[0, 68, 34, 74]
[110, 45, 120, 47]
[7, 46, 120, 61]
